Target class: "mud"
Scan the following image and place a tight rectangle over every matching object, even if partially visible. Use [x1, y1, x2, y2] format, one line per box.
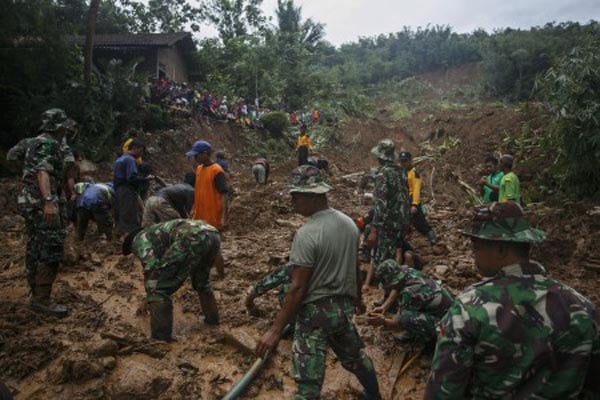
[1, 74, 599, 399]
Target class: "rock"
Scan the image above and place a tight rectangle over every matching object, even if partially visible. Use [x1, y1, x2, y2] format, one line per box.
[434, 265, 449, 275]
[93, 339, 119, 357]
[101, 356, 117, 371]
[48, 354, 104, 383]
[90, 252, 102, 265]
[107, 357, 171, 400]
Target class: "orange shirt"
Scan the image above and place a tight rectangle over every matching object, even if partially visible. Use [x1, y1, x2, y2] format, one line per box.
[192, 163, 224, 229]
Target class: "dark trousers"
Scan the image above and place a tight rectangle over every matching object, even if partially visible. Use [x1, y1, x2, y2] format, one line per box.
[298, 146, 309, 166]
[115, 185, 141, 234]
[412, 205, 432, 235]
[76, 207, 113, 240]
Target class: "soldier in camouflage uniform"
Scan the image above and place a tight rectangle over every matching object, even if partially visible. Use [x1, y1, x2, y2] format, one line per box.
[7, 109, 76, 317]
[367, 139, 410, 267]
[424, 202, 600, 399]
[365, 259, 453, 344]
[122, 219, 222, 341]
[255, 166, 381, 400]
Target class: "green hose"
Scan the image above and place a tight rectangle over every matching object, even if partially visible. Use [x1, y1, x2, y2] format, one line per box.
[222, 355, 269, 400]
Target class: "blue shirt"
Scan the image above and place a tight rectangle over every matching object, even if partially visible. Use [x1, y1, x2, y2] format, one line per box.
[216, 158, 229, 173]
[113, 154, 140, 188]
[76, 183, 114, 209]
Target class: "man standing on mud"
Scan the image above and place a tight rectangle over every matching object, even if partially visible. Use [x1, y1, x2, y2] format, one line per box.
[10, 109, 76, 317]
[367, 139, 410, 268]
[424, 202, 600, 399]
[256, 165, 381, 400]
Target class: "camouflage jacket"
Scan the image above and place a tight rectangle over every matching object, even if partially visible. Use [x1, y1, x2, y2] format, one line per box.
[15, 134, 65, 209]
[372, 162, 410, 235]
[132, 219, 220, 272]
[381, 265, 453, 317]
[253, 263, 292, 303]
[424, 261, 600, 399]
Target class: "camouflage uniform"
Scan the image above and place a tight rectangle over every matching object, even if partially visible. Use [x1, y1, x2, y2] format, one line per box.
[253, 263, 292, 304]
[371, 140, 410, 267]
[376, 260, 453, 344]
[16, 135, 67, 289]
[424, 202, 600, 399]
[131, 219, 221, 304]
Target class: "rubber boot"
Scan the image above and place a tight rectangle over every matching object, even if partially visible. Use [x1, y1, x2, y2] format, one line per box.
[149, 301, 173, 341]
[198, 291, 219, 325]
[427, 230, 437, 246]
[30, 285, 68, 318]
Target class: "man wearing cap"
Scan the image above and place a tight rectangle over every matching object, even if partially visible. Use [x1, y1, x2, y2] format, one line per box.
[9, 108, 77, 317]
[424, 202, 600, 399]
[256, 165, 381, 400]
[365, 259, 453, 345]
[73, 182, 115, 241]
[122, 219, 222, 341]
[367, 139, 410, 269]
[186, 140, 229, 230]
[398, 150, 437, 246]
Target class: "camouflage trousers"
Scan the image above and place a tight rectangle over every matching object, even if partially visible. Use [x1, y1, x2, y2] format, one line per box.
[143, 231, 220, 304]
[21, 207, 66, 289]
[396, 309, 441, 344]
[293, 296, 381, 400]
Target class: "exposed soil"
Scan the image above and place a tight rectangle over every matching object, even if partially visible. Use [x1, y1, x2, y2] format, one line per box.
[1, 73, 599, 399]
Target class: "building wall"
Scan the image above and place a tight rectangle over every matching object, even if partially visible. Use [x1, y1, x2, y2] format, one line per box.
[157, 47, 189, 82]
[93, 48, 157, 78]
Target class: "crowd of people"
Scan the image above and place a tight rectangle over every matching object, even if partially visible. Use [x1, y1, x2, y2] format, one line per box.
[6, 108, 600, 399]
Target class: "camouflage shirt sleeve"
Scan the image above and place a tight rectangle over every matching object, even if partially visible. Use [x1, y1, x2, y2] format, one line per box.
[424, 299, 476, 399]
[372, 167, 388, 232]
[6, 138, 33, 161]
[253, 264, 292, 297]
[29, 138, 59, 173]
[397, 282, 436, 311]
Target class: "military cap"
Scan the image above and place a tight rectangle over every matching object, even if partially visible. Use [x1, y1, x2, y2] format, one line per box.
[371, 139, 398, 162]
[289, 165, 332, 194]
[39, 108, 76, 133]
[375, 259, 409, 288]
[461, 202, 546, 243]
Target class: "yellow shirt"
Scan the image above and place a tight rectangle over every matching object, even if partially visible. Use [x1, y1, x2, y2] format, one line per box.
[296, 134, 312, 150]
[407, 167, 422, 206]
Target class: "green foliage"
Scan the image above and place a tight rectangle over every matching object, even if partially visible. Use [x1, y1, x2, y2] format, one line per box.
[205, 0, 266, 41]
[142, 104, 173, 131]
[260, 111, 290, 137]
[536, 42, 600, 198]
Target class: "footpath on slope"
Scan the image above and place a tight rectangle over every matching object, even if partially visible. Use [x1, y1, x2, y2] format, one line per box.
[0, 106, 599, 400]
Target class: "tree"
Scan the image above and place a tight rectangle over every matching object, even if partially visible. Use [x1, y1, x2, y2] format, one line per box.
[120, 0, 204, 33]
[84, 0, 101, 87]
[205, 0, 266, 42]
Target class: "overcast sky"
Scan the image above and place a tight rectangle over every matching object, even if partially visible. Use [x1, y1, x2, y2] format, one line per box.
[197, 0, 600, 45]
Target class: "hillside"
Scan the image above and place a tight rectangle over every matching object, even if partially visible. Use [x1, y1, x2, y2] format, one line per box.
[1, 66, 599, 399]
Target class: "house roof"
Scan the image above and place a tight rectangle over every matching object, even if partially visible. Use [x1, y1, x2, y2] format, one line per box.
[71, 32, 195, 52]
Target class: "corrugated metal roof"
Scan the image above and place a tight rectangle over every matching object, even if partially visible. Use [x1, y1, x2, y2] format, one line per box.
[70, 33, 194, 50]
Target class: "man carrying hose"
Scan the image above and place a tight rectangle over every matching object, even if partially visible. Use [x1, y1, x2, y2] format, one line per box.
[256, 165, 381, 400]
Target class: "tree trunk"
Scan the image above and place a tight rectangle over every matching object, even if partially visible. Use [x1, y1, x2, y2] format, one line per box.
[84, 0, 101, 87]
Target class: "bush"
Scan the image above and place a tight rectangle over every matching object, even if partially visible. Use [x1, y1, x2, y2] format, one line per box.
[536, 42, 600, 198]
[260, 111, 290, 137]
[142, 104, 172, 131]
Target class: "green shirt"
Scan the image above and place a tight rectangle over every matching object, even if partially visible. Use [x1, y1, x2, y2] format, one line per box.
[289, 208, 358, 305]
[482, 170, 504, 203]
[499, 171, 520, 203]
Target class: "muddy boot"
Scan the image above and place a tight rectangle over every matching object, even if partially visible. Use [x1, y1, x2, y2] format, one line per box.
[427, 230, 437, 246]
[149, 301, 173, 341]
[30, 285, 68, 318]
[198, 291, 219, 325]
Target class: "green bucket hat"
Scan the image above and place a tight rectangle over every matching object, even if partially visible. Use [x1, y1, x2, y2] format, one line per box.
[371, 139, 398, 162]
[461, 202, 546, 243]
[375, 259, 409, 289]
[289, 165, 332, 194]
[39, 108, 76, 133]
